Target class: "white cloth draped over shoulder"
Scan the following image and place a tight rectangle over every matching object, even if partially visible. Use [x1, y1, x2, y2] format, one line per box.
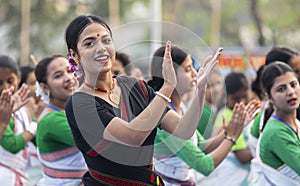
[248, 131, 300, 186]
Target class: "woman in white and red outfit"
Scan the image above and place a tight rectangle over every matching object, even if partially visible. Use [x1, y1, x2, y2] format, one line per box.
[0, 55, 37, 186]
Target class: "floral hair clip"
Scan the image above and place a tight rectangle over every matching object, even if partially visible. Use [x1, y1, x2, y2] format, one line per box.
[35, 81, 50, 104]
[67, 51, 82, 81]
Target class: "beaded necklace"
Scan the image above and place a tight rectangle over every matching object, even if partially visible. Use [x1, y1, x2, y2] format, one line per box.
[84, 78, 120, 105]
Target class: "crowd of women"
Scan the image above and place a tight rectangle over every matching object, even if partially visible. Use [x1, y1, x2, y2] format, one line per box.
[0, 14, 299, 186]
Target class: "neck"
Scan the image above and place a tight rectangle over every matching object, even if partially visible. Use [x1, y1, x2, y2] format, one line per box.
[84, 77, 115, 92]
[85, 74, 114, 91]
[274, 111, 297, 127]
[49, 99, 65, 111]
[171, 91, 182, 114]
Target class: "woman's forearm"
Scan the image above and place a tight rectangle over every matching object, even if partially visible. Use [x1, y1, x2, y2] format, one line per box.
[104, 84, 174, 146]
[172, 88, 206, 139]
[209, 139, 234, 167]
[0, 123, 7, 139]
[205, 130, 226, 153]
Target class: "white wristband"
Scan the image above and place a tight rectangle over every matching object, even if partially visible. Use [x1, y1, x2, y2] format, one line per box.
[27, 121, 38, 136]
[155, 91, 171, 103]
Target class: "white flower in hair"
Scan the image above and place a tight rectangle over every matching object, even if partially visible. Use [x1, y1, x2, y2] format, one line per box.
[35, 81, 50, 104]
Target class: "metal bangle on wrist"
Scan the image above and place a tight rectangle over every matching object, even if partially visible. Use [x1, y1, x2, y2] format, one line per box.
[224, 131, 236, 145]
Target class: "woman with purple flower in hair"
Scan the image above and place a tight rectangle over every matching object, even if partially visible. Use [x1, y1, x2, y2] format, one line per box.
[62, 13, 228, 185]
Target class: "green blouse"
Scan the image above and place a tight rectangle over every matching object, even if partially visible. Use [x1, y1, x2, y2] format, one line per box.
[154, 128, 215, 176]
[259, 119, 300, 175]
[37, 111, 76, 153]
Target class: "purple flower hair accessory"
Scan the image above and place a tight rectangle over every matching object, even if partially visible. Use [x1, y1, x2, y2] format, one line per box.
[67, 52, 82, 81]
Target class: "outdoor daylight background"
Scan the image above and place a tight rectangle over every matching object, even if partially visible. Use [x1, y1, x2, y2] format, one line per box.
[1, 0, 300, 77]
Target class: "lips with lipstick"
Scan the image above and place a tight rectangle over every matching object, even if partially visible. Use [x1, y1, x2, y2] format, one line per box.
[287, 98, 298, 105]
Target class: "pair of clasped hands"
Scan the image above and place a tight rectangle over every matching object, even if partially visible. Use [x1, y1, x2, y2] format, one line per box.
[0, 84, 30, 128]
[162, 40, 223, 91]
[161, 40, 260, 139]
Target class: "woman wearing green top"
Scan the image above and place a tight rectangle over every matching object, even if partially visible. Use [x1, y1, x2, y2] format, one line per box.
[148, 46, 259, 185]
[258, 62, 300, 184]
[35, 55, 87, 185]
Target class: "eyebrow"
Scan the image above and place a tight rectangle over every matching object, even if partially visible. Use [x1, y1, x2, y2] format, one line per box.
[82, 34, 110, 43]
[51, 70, 63, 77]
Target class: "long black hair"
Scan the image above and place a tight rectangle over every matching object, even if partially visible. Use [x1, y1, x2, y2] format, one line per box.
[148, 45, 188, 91]
[261, 61, 295, 131]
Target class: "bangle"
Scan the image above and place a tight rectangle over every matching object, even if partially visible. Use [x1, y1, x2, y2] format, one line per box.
[224, 131, 236, 145]
[155, 91, 178, 112]
[155, 91, 171, 103]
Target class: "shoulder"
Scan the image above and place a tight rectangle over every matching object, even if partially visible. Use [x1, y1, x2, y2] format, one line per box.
[38, 111, 67, 129]
[262, 119, 292, 140]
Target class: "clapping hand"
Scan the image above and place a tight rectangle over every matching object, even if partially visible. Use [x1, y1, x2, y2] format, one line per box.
[197, 48, 223, 90]
[243, 100, 260, 127]
[223, 102, 247, 139]
[0, 87, 14, 125]
[162, 40, 177, 88]
[222, 100, 260, 139]
[12, 84, 30, 113]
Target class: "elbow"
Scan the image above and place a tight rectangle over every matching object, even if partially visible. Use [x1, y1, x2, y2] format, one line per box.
[202, 171, 212, 177]
[196, 167, 214, 177]
[2, 145, 21, 154]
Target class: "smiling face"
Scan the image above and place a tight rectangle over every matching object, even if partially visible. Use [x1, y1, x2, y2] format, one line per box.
[45, 57, 77, 103]
[76, 23, 115, 80]
[175, 55, 197, 96]
[269, 72, 300, 114]
[0, 68, 19, 94]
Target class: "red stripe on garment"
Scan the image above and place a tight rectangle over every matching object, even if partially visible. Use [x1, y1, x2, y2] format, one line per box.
[87, 140, 111, 156]
[0, 162, 27, 180]
[42, 165, 86, 179]
[40, 146, 79, 161]
[139, 79, 149, 100]
[89, 169, 148, 186]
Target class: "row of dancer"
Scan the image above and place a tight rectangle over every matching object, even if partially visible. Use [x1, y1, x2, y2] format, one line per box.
[3, 13, 298, 186]
[63, 14, 259, 186]
[0, 14, 258, 186]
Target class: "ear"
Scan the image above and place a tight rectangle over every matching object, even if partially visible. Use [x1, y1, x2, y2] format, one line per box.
[39, 82, 49, 93]
[264, 92, 273, 104]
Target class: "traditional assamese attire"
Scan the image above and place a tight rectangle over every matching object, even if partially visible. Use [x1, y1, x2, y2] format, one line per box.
[0, 107, 33, 186]
[258, 118, 300, 185]
[36, 107, 87, 186]
[65, 77, 166, 185]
